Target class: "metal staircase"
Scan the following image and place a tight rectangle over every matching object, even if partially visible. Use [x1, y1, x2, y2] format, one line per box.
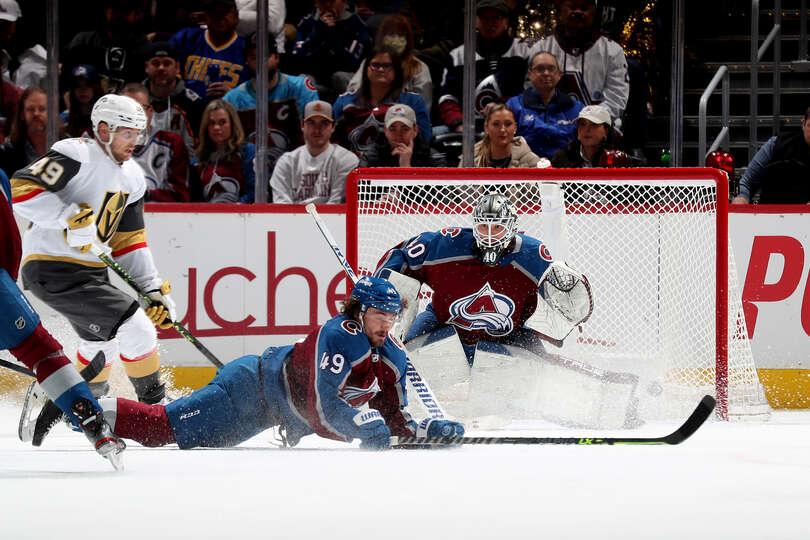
[675, 1, 809, 168]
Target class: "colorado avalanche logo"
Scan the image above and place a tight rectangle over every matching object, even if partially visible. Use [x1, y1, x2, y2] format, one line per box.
[446, 283, 515, 337]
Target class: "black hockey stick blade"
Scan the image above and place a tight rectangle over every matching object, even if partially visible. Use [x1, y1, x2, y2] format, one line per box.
[393, 395, 716, 448]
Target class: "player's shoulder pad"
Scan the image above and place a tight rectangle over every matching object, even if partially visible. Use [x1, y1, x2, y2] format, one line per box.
[12, 141, 84, 192]
[321, 315, 372, 361]
[510, 233, 554, 280]
[426, 227, 476, 257]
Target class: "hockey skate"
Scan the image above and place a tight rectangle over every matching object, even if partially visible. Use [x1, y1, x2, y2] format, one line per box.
[70, 398, 126, 471]
[18, 351, 107, 446]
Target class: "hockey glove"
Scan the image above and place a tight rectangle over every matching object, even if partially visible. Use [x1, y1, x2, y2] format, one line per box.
[143, 280, 176, 330]
[62, 203, 96, 253]
[417, 418, 465, 439]
[355, 410, 392, 450]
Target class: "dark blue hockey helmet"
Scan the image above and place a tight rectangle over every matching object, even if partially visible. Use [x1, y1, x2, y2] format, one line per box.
[351, 276, 402, 315]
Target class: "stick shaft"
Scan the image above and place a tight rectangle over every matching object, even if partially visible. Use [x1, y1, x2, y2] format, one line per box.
[90, 245, 224, 368]
[0, 358, 34, 377]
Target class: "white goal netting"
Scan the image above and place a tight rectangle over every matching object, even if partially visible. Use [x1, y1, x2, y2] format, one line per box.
[347, 169, 771, 421]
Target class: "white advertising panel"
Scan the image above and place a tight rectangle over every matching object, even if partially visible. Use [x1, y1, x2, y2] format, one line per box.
[729, 210, 810, 368]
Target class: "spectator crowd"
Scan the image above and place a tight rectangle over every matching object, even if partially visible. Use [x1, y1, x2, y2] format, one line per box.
[0, 0, 802, 204]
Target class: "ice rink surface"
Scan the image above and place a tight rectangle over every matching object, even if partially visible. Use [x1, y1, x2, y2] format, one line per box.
[1, 400, 809, 540]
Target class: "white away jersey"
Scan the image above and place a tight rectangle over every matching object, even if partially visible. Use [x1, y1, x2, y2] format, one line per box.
[11, 137, 147, 268]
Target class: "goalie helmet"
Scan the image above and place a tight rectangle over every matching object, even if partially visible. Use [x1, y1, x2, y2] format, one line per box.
[351, 276, 402, 315]
[472, 192, 518, 266]
[91, 94, 147, 135]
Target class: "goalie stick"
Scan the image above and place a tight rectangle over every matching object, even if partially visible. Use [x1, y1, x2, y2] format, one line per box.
[392, 394, 716, 447]
[89, 244, 224, 369]
[305, 203, 447, 419]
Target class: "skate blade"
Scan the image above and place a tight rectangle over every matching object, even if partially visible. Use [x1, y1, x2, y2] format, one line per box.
[105, 451, 125, 472]
[18, 382, 47, 443]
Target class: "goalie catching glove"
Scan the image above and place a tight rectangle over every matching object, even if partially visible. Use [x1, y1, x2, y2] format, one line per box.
[60, 203, 96, 253]
[141, 279, 176, 329]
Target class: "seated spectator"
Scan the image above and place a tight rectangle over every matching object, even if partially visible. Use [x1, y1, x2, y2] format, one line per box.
[224, 32, 320, 184]
[291, 0, 372, 102]
[468, 102, 539, 168]
[551, 105, 618, 168]
[195, 99, 256, 203]
[120, 83, 192, 203]
[358, 103, 444, 167]
[63, 0, 151, 94]
[223, 32, 319, 120]
[0, 85, 61, 177]
[60, 64, 103, 139]
[0, 0, 46, 89]
[345, 14, 433, 113]
[143, 41, 205, 165]
[506, 51, 584, 159]
[333, 45, 431, 154]
[234, 0, 287, 53]
[170, 0, 248, 103]
[438, 0, 528, 134]
[527, 0, 628, 129]
[732, 106, 810, 204]
[270, 100, 358, 204]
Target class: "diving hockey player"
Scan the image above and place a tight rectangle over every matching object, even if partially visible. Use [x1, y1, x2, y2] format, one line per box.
[11, 94, 176, 406]
[375, 192, 593, 365]
[84, 277, 464, 450]
[1, 167, 125, 464]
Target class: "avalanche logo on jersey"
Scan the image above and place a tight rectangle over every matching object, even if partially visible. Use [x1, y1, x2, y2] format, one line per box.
[341, 377, 381, 407]
[446, 283, 515, 337]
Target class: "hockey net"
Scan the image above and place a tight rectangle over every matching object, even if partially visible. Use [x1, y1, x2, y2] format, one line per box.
[346, 168, 771, 421]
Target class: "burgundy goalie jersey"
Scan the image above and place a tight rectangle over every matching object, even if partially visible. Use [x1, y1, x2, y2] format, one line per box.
[375, 227, 553, 346]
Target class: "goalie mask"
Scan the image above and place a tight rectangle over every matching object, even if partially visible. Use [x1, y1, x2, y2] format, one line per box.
[472, 192, 518, 266]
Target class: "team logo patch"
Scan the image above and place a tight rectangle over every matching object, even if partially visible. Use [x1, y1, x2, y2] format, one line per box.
[96, 191, 130, 243]
[341, 320, 362, 335]
[446, 283, 515, 337]
[304, 77, 317, 92]
[440, 227, 461, 238]
[14, 316, 25, 330]
[539, 243, 552, 262]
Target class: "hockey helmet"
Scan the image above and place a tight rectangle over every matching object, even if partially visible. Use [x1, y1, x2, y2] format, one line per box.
[91, 94, 147, 135]
[472, 192, 518, 266]
[351, 276, 402, 315]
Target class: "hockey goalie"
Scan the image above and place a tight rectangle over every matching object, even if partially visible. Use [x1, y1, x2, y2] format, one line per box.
[375, 192, 640, 429]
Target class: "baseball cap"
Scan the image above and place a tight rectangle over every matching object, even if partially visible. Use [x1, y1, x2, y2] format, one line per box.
[577, 105, 611, 126]
[303, 100, 333, 122]
[147, 41, 178, 61]
[384, 104, 416, 129]
[0, 0, 21, 22]
[201, 0, 236, 13]
[476, 0, 509, 16]
[244, 32, 279, 55]
[71, 64, 100, 84]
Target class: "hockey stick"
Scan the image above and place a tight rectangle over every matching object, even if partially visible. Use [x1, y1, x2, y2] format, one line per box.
[305, 204, 447, 419]
[89, 244, 224, 368]
[392, 394, 716, 447]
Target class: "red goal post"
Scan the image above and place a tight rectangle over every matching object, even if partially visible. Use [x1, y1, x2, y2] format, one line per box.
[346, 167, 770, 420]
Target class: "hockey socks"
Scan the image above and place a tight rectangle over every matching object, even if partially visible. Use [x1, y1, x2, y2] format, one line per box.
[103, 398, 176, 447]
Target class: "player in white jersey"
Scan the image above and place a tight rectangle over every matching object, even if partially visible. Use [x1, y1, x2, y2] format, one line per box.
[11, 95, 176, 404]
